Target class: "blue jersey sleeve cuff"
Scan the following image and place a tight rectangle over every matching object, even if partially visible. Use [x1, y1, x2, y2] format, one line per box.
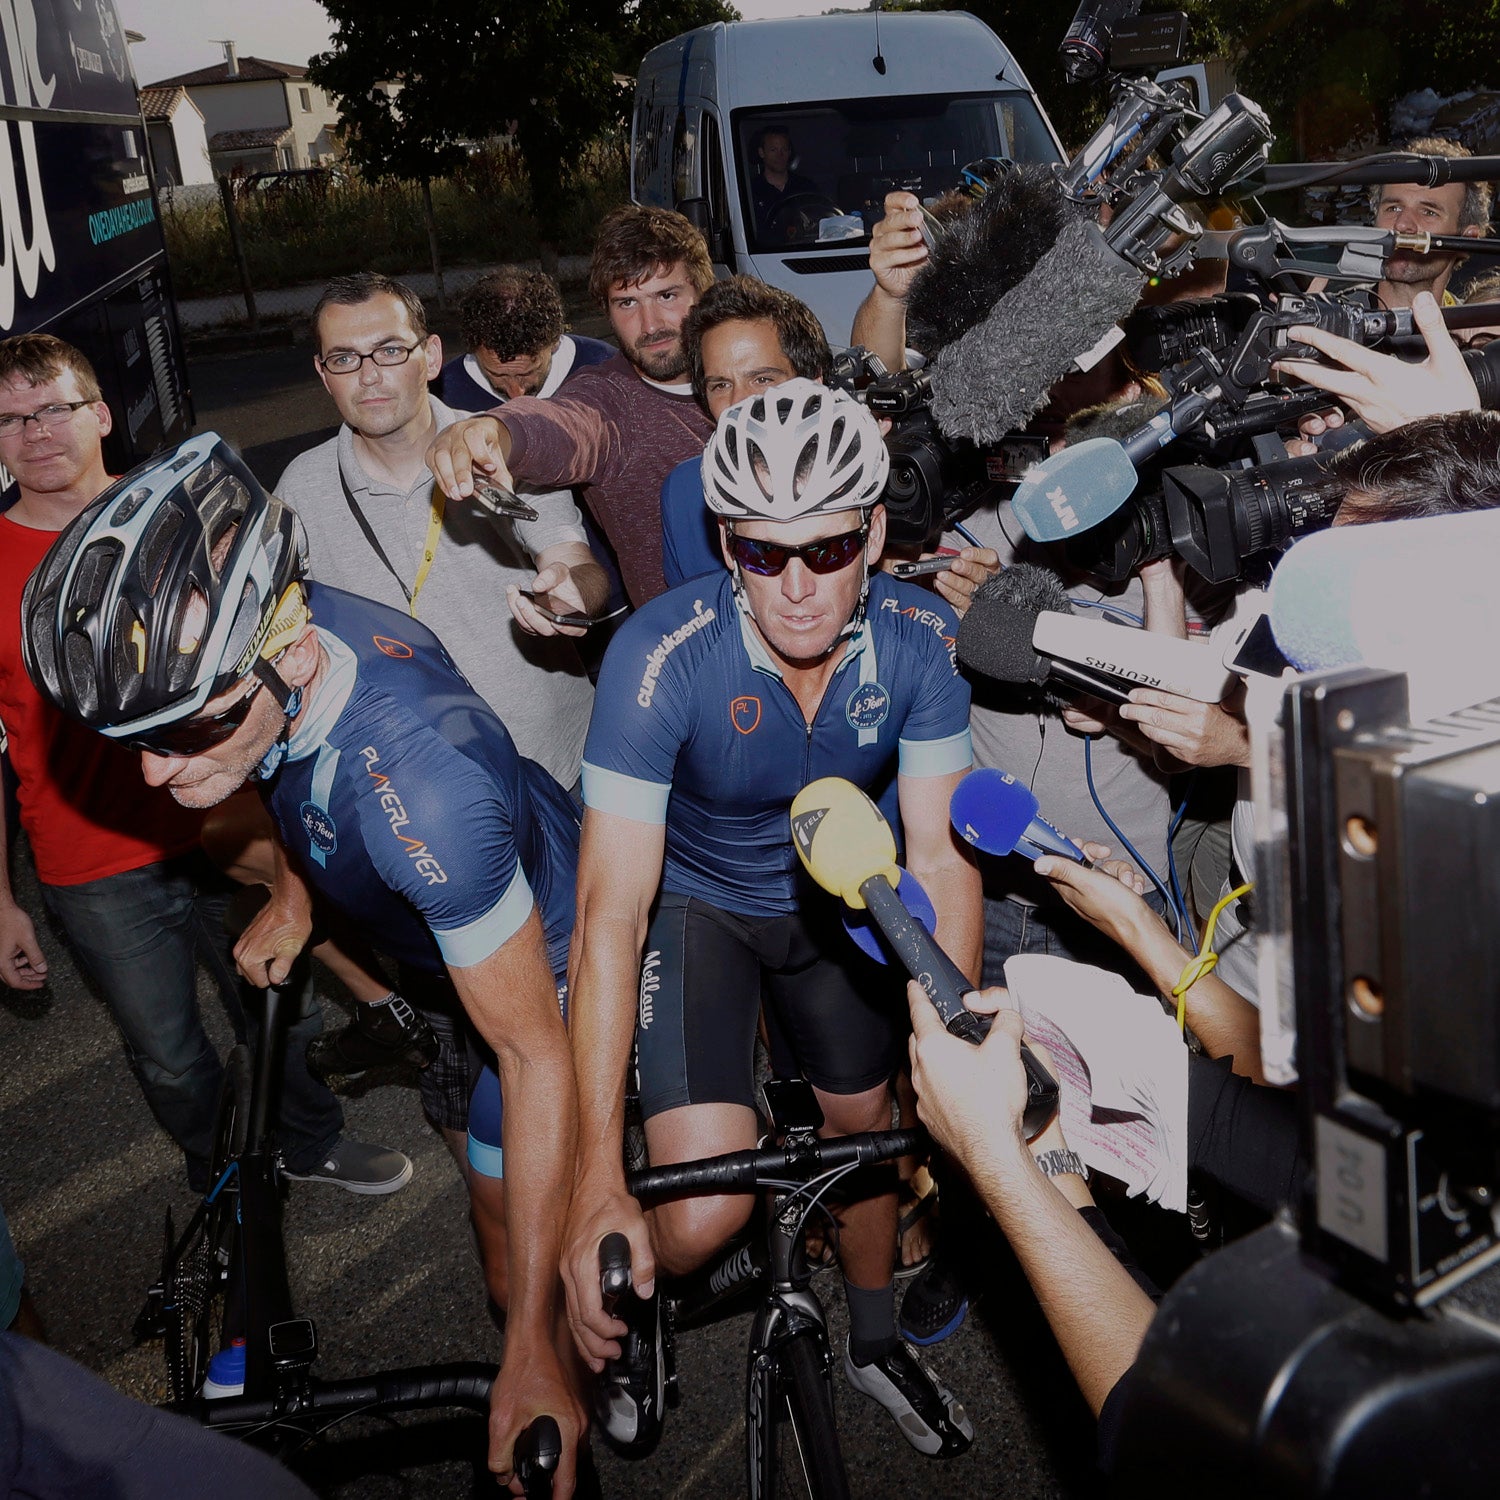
[898, 727, 973, 779]
[434, 866, 535, 969]
[581, 761, 671, 824]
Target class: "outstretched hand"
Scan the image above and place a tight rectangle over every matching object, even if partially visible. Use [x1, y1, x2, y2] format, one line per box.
[1276, 290, 1480, 433]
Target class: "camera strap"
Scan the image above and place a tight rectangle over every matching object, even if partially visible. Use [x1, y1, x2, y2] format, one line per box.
[337, 461, 444, 617]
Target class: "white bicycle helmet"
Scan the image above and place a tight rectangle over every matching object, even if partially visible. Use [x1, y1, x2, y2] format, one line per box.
[22, 431, 309, 745]
[702, 378, 889, 522]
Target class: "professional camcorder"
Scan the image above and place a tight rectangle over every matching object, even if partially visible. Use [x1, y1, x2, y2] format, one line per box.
[827, 347, 1006, 550]
[1063, 450, 1345, 585]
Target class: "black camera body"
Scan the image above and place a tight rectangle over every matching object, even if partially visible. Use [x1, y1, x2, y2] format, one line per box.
[828, 350, 1001, 550]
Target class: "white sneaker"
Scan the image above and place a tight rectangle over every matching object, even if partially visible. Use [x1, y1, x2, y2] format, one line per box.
[843, 1338, 974, 1457]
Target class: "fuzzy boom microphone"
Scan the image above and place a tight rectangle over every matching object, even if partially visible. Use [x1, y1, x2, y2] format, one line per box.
[907, 166, 1145, 446]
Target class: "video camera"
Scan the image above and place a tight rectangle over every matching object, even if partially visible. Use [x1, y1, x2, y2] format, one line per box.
[1108, 642, 1500, 1495]
[826, 346, 1007, 551]
[1063, 448, 1344, 585]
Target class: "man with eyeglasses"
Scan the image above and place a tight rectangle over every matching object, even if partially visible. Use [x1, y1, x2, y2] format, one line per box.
[562, 380, 980, 1461]
[263, 274, 609, 1109]
[278, 271, 607, 781]
[0, 333, 407, 1196]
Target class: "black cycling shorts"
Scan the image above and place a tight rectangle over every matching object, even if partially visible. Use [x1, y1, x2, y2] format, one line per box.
[635, 890, 905, 1121]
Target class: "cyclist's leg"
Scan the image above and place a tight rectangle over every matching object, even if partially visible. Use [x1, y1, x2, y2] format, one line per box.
[635, 893, 764, 1276]
[763, 905, 905, 1300]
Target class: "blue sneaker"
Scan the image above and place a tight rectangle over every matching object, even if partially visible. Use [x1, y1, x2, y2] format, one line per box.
[897, 1257, 968, 1346]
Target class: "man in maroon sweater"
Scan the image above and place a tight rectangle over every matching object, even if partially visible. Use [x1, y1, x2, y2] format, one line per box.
[427, 207, 716, 607]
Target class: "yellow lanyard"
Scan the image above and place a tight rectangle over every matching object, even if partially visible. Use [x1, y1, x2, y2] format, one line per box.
[405, 486, 445, 617]
[337, 464, 444, 619]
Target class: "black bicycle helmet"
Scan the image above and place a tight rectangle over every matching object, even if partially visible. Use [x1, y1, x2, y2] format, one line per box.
[22, 431, 308, 742]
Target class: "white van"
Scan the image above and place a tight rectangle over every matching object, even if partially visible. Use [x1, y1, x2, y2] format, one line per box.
[631, 11, 1064, 347]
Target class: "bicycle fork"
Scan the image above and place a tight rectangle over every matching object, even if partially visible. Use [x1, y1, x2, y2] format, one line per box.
[746, 1289, 832, 1500]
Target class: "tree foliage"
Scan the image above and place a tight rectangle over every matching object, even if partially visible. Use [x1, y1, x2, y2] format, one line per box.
[310, 1, 738, 240]
[886, 1, 1500, 157]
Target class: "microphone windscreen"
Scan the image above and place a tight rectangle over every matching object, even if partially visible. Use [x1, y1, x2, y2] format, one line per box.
[1010, 438, 1140, 543]
[907, 164, 1078, 355]
[950, 768, 1041, 856]
[789, 776, 900, 909]
[956, 563, 1074, 686]
[926, 216, 1144, 444]
[1268, 510, 1500, 720]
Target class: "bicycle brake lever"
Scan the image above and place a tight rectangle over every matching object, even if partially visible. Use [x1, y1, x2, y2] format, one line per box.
[513, 1414, 562, 1499]
[599, 1231, 633, 1317]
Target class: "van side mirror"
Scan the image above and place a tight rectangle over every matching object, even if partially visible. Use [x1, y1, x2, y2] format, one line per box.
[677, 196, 711, 234]
[677, 197, 733, 267]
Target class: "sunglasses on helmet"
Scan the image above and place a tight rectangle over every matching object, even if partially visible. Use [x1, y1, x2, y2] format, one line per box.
[726, 526, 868, 578]
[118, 679, 265, 757]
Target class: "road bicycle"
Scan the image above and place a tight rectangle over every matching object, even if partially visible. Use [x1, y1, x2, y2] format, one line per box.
[134, 976, 563, 1492]
[602, 1076, 928, 1499]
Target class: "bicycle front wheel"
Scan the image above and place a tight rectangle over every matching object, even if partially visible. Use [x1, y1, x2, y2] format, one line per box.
[775, 1330, 851, 1500]
[164, 1044, 252, 1404]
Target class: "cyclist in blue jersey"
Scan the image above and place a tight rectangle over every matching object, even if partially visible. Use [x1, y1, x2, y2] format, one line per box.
[562, 380, 979, 1459]
[20, 437, 587, 1496]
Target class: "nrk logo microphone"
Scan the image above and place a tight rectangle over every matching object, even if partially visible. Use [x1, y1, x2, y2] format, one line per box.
[1046, 485, 1080, 532]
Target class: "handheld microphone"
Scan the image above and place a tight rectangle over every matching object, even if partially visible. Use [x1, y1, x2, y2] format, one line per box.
[843, 867, 937, 965]
[956, 564, 1133, 709]
[789, 777, 1059, 1137]
[1010, 437, 1141, 543]
[1032, 611, 1232, 702]
[1267, 509, 1500, 720]
[949, 768, 1091, 866]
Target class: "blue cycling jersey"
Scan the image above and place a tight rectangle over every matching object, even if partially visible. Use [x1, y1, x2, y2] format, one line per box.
[581, 570, 972, 916]
[266, 585, 579, 977]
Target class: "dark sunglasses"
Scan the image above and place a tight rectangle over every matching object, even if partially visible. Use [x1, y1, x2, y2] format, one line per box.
[119, 680, 264, 757]
[727, 526, 867, 578]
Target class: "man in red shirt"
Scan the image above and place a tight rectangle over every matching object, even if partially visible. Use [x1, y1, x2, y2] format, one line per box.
[0, 334, 407, 1195]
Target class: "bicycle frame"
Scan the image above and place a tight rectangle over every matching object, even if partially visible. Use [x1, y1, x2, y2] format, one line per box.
[624, 1101, 926, 1498]
[140, 981, 496, 1444]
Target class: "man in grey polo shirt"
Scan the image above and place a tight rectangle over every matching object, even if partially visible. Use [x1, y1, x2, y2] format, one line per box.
[277, 271, 606, 790]
[246, 272, 607, 1125]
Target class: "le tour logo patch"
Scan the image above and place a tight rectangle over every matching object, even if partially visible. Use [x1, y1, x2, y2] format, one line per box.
[373, 635, 413, 659]
[845, 682, 890, 732]
[299, 801, 337, 859]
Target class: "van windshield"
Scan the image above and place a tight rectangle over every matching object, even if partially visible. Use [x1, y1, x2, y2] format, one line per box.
[734, 92, 1058, 253]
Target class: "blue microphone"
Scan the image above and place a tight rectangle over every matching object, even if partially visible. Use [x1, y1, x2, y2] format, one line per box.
[950, 768, 1091, 865]
[1010, 437, 1140, 542]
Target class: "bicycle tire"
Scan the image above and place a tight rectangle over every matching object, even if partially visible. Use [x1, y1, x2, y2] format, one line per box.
[165, 1045, 252, 1404]
[775, 1331, 851, 1500]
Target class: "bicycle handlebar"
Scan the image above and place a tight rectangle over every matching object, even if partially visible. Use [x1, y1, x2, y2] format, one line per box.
[196, 1360, 496, 1428]
[627, 1127, 926, 1204]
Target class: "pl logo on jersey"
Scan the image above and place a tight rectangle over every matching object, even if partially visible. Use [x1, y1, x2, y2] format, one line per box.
[730, 695, 761, 734]
[299, 801, 337, 863]
[373, 635, 414, 659]
[845, 682, 890, 732]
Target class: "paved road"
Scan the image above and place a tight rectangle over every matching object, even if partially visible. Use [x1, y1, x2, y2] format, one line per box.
[0, 341, 1102, 1497]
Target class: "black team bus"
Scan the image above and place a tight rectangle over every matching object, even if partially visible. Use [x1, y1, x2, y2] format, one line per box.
[0, 0, 192, 477]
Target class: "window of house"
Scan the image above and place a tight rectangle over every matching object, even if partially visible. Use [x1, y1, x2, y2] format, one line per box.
[299, 87, 312, 112]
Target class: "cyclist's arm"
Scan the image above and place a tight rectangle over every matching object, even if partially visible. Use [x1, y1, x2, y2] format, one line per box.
[898, 766, 982, 986]
[0, 791, 47, 990]
[233, 832, 315, 988]
[562, 806, 667, 1365]
[449, 908, 582, 1481]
